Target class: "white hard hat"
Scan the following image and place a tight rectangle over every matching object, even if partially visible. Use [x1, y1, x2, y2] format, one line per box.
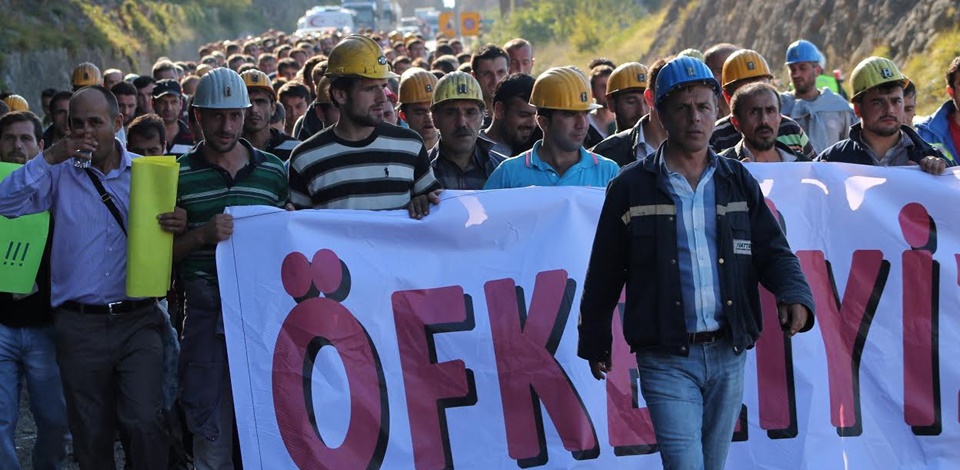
[192, 67, 251, 109]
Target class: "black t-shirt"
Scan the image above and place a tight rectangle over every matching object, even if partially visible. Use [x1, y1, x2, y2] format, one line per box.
[0, 222, 53, 328]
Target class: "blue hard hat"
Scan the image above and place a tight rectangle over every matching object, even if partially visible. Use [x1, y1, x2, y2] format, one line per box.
[655, 56, 721, 108]
[785, 39, 823, 65]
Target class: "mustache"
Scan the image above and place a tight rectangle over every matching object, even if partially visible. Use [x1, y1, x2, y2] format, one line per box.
[755, 125, 774, 134]
[452, 127, 472, 137]
[2, 151, 26, 162]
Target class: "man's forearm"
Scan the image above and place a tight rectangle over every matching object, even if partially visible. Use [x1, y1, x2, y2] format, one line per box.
[173, 229, 205, 264]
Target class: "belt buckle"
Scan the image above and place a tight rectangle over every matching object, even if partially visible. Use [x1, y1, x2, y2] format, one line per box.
[107, 301, 124, 315]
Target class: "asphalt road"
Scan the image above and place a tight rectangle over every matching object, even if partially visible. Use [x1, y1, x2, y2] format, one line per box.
[14, 391, 126, 470]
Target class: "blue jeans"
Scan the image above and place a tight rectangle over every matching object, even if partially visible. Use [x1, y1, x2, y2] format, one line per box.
[635, 339, 746, 470]
[0, 325, 69, 470]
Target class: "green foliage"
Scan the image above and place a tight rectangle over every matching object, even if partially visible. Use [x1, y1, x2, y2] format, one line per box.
[902, 27, 960, 116]
[490, 0, 643, 54]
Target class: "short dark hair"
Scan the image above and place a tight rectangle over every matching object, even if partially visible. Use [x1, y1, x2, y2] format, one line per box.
[271, 100, 285, 124]
[431, 55, 458, 74]
[110, 81, 137, 97]
[133, 75, 156, 90]
[50, 91, 74, 111]
[647, 56, 673, 96]
[590, 65, 614, 89]
[41, 88, 58, 100]
[277, 57, 299, 74]
[503, 38, 532, 54]
[730, 82, 780, 119]
[904, 80, 916, 98]
[302, 55, 327, 90]
[587, 58, 616, 70]
[947, 56, 960, 90]
[435, 44, 454, 57]
[456, 52, 471, 64]
[127, 113, 166, 143]
[471, 45, 509, 74]
[186, 96, 198, 126]
[258, 53, 277, 65]
[537, 108, 554, 119]
[152, 60, 177, 79]
[0, 111, 43, 142]
[73, 86, 120, 119]
[493, 73, 534, 107]
[328, 76, 361, 109]
[278, 82, 310, 101]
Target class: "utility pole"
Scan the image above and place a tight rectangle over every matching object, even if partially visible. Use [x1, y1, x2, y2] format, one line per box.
[454, 0, 461, 39]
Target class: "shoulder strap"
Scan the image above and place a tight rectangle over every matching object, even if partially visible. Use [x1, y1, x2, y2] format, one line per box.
[84, 169, 127, 236]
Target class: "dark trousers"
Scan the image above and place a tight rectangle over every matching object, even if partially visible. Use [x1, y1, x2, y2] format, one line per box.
[54, 304, 170, 470]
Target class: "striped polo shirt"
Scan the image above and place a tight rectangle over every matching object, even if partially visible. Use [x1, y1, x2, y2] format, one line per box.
[177, 139, 288, 282]
[288, 123, 441, 210]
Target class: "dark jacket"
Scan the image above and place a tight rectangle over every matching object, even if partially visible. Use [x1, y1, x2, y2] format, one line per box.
[578, 149, 815, 361]
[590, 115, 653, 167]
[428, 135, 506, 190]
[817, 123, 943, 165]
[719, 140, 811, 162]
[293, 102, 327, 142]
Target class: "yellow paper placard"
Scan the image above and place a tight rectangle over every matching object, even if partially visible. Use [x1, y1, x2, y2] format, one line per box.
[127, 156, 179, 297]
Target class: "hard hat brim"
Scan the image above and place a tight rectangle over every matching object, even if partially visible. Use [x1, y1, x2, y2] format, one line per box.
[852, 78, 909, 100]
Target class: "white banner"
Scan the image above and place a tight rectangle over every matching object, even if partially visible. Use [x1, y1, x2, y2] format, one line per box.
[218, 163, 960, 469]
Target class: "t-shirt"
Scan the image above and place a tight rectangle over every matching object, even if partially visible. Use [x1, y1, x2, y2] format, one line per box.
[288, 123, 441, 210]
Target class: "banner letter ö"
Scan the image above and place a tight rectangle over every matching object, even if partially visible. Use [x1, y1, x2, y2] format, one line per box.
[273, 250, 389, 469]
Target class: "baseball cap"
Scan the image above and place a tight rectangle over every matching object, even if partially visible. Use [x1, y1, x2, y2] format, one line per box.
[153, 79, 182, 99]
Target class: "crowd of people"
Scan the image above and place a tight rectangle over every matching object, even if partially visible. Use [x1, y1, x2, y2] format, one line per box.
[0, 26, 956, 470]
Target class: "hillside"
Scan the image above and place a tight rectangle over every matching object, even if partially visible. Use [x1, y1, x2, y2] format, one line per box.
[644, 0, 960, 114]
[494, 0, 960, 116]
[0, 0, 337, 109]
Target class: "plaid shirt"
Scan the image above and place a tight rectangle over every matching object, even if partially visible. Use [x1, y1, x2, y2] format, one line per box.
[429, 137, 507, 190]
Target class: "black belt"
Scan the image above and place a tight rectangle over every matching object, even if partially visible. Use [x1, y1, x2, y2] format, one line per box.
[62, 298, 157, 315]
[688, 329, 726, 344]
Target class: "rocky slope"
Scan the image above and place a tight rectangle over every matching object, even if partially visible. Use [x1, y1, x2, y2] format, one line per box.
[642, 0, 960, 113]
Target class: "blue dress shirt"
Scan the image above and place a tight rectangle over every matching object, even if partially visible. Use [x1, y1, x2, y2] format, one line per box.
[0, 140, 136, 307]
[660, 153, 724, 333]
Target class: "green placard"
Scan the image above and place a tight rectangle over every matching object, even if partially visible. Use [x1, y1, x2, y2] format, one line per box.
[0, 163, 50, 294]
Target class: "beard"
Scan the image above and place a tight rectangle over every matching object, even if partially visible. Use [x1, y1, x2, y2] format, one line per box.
[206, 133, 240, 153]
[0, 151, 27, 164]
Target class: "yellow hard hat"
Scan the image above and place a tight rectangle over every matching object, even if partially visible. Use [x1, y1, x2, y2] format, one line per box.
[72, 62, 102, 88]
[241, 69, 276, 99]
[398, 68, 438, 105]
[315, 76, 332, 105]
[196, 64, 214, 77]
[606, 62, 649, 96]
[530, 67, 602, 111]
[721, 49, 772, 89]
[850, 56, 908, 100]
[431, 71, 484, 109]
[326, 35, 399, 80]
[3, 94, 29, 112]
